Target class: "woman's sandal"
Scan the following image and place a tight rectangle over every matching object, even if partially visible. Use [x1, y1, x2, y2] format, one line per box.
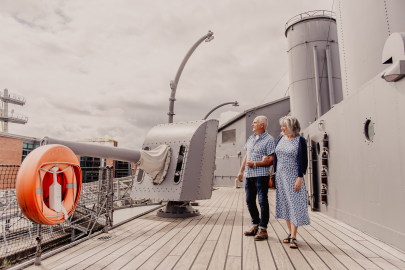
[290, 237, 298, 248]
[283, 234, 291, 243]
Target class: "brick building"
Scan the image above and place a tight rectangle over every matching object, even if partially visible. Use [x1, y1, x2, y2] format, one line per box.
[0, 132, 41, 165]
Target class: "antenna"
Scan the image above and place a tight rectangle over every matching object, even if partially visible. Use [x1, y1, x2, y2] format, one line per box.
[0, 88, 28, 133]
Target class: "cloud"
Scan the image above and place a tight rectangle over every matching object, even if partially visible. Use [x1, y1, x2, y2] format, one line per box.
[0, 0, 333, 149]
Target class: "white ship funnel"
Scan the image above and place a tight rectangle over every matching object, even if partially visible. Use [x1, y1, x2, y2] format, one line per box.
[285, 11, 343, 129]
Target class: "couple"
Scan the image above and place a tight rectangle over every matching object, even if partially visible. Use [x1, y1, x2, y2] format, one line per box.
[236, 115, 310, 249]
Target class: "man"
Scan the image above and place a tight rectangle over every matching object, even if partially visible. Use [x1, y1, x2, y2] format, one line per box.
[237, 115, 275, 240]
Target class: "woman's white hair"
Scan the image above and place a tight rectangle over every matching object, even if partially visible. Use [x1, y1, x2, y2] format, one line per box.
[256, 116, 268, 130]
[279, 115, 301, 136]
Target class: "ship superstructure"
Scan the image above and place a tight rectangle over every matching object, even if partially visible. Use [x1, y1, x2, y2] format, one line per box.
[293, 0, 405, 252]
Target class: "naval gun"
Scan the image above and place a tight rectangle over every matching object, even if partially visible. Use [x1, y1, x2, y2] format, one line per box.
[41, 119, 219, 218]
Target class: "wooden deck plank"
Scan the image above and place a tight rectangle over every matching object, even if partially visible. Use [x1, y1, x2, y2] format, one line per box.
[137, 188, 232, 270]
[297, 225, 347, 270]
[206, 188, 237, 241]
[305, 220, 383, 269]
[70, 219, 174, 270]
[190, 189, 238, 270]
[120, 218, 193, 270]
[59, 219, 176, 270]
[224, 256, 242, 270]
[269, 191, 378, 270]
[259, 191, 294, 270]
[189, 240, 217, 270]
[369, 258, 401, 270]
[317, 212, 405, 262]
[358, 240, 405, 270]
[255, 240, 277, 270]
[25, 212, 156, 269]
[268, 197, 329, 270]
[336, 244, 382, 270]
[208, 190, 239, 270]
[227, 189, 243, 257]
[265, 217, 281, 243]
[31, 215, 162, 270]
[273, 217, 328, 270]
[24, 188, 405, 270]
[136, 224, 196, 270]
[173, 189, 234, 270]
[269, 242, 295, 270]
[307, 223, 347, 245]
[101, 220, 180, 270]
[303, 228, 363, 270]
[309, 214, 380, 258]
[269, 216, 312, 270]
[309, 212, 365, 241]
[169, 189, 232, 257]
[102, 189, 229, 270]
[77, 219, 173, 270]
[242, 204, 259, 270]
[155, 255, 181, 270]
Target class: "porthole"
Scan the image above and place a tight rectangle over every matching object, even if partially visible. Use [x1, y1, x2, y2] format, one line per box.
[364, 119, 375, 142]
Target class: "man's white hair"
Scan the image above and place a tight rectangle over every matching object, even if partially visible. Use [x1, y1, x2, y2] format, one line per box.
[256, 115, 268, 130]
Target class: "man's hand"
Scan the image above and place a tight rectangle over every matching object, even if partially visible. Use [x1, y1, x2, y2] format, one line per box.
[237, 171, 244, 182]
[247, 161, 254, 168]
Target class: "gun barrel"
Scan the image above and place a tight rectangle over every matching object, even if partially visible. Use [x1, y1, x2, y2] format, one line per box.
[41, 137, 141, 164]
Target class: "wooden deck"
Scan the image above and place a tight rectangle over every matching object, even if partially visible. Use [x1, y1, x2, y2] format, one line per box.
[26, 188, 405, 270]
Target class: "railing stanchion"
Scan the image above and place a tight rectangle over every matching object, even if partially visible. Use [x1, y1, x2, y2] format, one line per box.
[34, 224, 42, 265]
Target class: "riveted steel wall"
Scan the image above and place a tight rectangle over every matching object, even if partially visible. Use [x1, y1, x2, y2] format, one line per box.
[302, 72, 405, 251]
[286, 16, 343, 129]
[131, 120, 218, 201]
[336, 0, 405, 97]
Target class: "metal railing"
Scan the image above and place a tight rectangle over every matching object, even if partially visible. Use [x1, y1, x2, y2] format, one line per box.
[285, 10, 336, 32]
[0, 93, 26, 104]
[113, 175, 161, 209]
[0, 112, 28, 123]
[0, 165, 162, 268]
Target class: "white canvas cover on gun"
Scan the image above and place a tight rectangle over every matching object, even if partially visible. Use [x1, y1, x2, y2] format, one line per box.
[136, 145, 171, 184]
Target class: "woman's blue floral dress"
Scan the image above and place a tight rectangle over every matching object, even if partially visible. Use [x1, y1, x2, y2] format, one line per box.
[275, 136, 310, 227]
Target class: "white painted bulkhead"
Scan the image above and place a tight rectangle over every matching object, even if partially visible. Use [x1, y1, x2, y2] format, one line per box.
[336, 0, 405, 97]
[302, 73, 405, 251]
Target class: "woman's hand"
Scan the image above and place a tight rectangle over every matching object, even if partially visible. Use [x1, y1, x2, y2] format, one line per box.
[247, 161, 254, 168]
[294, 177, 303, 191]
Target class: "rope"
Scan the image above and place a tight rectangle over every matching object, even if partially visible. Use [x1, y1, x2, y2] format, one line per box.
[284, 84, 291, 97]
[252, 69, 289, 114]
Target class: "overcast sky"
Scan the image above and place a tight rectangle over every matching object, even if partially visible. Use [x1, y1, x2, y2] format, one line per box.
[0, 0, 333, 149]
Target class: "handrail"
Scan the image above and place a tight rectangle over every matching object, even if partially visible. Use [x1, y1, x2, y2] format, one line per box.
[285, 10, 336, 32]
[1, 112, 28, 121]
[0, 92, 26, 103]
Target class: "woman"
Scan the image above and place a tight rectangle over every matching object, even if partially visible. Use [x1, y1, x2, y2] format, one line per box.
[272, 115, 310, 248]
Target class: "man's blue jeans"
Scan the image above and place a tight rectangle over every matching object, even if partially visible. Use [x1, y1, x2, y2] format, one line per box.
[245, 176, 269, 228]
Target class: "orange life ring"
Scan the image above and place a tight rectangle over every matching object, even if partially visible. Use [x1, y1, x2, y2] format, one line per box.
[16, 144, 82, 225]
